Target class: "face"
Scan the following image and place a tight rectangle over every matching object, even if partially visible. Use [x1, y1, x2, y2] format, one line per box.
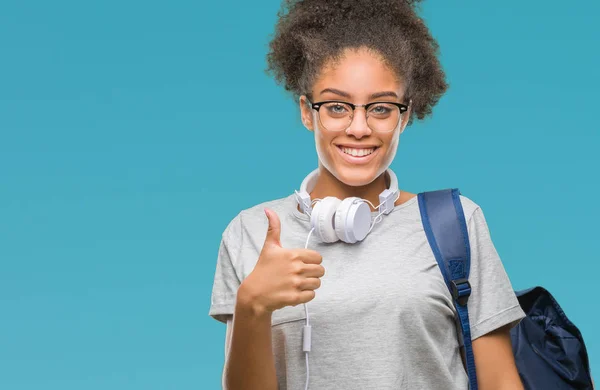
[299, 47, 411, 187]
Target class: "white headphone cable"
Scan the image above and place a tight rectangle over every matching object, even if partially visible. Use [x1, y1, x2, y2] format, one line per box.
[296, 186, 399, 389]
[303, 227, 314, 390]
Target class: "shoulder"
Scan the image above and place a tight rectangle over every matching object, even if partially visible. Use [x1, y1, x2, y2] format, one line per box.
[458, 193, 482, 222]
[221, 194, 295, 239]
[402, 189, 482, 222]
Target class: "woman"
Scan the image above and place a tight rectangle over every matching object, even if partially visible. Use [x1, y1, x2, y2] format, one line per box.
[209, 0, 526, 389]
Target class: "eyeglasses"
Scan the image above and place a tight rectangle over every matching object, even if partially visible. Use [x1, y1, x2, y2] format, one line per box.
[306, 98, 409, 133]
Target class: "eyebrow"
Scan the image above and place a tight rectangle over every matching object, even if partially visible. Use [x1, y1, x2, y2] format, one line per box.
[319, 88, 399, 100]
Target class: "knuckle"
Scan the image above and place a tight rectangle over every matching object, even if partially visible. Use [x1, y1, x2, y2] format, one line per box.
[290, 277, 302, 289]
[290, 291, 302, 304]
[291, 262, 303, 275]
[289, 250, 301, 262]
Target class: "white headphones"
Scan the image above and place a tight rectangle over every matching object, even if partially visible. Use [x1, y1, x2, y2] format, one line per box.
[294, 168, 399, 244]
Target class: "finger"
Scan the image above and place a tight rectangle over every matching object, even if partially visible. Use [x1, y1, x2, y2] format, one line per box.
[298, 277, 322, 291]
[295, 290, 316, 305]
[300, 264, 325, 278]
[296, 249, 323, 264]
[263, 208, 281, 247]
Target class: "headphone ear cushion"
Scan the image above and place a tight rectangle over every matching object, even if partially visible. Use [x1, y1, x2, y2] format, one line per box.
[334, 197, 355, 243]
[335, 197, 372, 243]
[310, 197, 341, 243]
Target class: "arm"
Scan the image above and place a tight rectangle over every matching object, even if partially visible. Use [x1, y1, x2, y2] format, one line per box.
[222, 286, 278, 390]
[469, 324, 524, 390]
[222, 316, 233, 389]
[218, 208, 323, 390]
[457, 205, 525, 389]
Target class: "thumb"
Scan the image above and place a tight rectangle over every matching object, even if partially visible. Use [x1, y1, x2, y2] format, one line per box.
[264, 208, 281, 247]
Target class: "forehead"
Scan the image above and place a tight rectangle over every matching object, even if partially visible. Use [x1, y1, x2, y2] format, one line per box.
[313, 48, 404, 98]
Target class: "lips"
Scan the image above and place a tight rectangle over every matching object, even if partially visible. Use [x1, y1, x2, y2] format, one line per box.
[335, 145, 380, 165]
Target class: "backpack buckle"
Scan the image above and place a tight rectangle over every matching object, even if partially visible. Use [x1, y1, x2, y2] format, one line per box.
[451, 278, 471, 306]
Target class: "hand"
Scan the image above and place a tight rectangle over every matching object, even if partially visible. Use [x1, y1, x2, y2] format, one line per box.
[238, 208, 325, 316]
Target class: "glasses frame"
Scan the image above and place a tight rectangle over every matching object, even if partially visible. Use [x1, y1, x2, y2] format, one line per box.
[305, 98, 410, 133]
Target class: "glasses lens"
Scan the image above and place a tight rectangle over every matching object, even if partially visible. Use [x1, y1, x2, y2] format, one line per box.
[318, 102, 353, 132]
[366, 103, 400, 133]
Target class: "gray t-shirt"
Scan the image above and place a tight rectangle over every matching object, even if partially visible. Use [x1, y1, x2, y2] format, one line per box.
[209, 193, 525, 389]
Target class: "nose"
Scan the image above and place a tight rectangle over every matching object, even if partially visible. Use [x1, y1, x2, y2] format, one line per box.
[345, 107, 371, 139]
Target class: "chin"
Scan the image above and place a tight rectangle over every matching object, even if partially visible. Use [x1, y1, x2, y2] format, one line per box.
[329, 163, 382, 187]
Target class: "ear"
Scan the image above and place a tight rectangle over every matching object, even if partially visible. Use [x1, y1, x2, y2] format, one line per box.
[299, 95, 315, 132]
[399, 100, 412, 134]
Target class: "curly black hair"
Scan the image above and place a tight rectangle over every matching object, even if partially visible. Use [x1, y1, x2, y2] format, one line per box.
[266, 0, 448, 122]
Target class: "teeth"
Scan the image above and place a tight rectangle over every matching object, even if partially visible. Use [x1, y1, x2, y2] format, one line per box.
[342, 147, 375, 157]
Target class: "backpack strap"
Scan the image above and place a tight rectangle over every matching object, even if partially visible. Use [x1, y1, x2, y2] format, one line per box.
[417, 189, 478, 390]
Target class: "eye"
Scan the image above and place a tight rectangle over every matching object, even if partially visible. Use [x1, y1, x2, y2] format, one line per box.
[323, 102, 350, 116]
[368, 103, 394, 117]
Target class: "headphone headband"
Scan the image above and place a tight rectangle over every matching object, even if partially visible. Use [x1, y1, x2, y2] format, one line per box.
[295, 168, 399, 214]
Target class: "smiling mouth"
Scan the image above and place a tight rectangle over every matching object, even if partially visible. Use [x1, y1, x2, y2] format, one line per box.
[337, 145, 379, 157]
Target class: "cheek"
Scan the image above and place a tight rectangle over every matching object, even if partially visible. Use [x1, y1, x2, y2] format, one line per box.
[378, 131, 401, 165]
[314, 127, 334, 158]
[312, 117, 339, 171]
[385, 132, 400, 152]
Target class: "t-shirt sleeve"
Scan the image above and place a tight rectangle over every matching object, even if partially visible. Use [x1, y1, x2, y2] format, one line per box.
[208, 215, 242, 324]
[464, 206, 526, 341]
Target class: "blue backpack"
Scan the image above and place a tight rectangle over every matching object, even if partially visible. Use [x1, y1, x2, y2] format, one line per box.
[417, 189, 594, 390]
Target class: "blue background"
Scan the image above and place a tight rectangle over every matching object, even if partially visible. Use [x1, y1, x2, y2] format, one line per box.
[1, 0, 598, 388]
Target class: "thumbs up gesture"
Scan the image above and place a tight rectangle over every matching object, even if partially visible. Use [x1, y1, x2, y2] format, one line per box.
[237, 208, 325, 316]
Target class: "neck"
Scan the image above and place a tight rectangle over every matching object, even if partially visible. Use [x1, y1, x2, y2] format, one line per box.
[308, 166, 390, 212]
